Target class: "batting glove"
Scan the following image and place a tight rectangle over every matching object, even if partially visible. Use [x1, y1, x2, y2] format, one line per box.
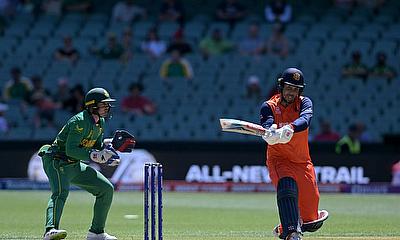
[275, 125, 294, 144]
[262, 124, 279, 145]
[90, 145, 120, 164]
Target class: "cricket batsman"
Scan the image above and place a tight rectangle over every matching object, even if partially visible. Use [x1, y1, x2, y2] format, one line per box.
[260, 68, 329, 240]
[39, 88, 120, 240]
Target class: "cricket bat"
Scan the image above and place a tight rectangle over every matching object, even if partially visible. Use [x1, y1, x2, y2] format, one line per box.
[219, 118, 270, 137]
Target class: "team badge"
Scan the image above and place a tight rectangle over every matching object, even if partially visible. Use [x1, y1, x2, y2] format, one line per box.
[293, 72, 301, 81]
[75, 125, 83, 132]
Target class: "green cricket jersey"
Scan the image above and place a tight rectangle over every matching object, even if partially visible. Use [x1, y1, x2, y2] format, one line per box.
[52, 110, 105, 162]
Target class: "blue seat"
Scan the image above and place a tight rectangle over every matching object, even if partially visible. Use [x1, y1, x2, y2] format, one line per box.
[4, 23, 29, 38]
[29, 23, 54, 38]
[2, 126, 34, 140]
[305, 24, 331, 41]
[205, 22, 230, 38]
[184, 21, 205, 41]
[79, 22, 104, 38]
[32, 127, 59, 141]
[133, 21, 154, 40]
[158, 22, 180, 39]
[331, 26, 356, 40]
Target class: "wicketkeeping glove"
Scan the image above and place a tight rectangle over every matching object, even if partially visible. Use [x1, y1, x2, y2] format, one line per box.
[90, 145, 120, 164]
[111, 130, 136, 152]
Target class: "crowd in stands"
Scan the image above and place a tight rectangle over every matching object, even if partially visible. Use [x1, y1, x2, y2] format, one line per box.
[342, 51, 396, 80]
[0, 0, 398, 144]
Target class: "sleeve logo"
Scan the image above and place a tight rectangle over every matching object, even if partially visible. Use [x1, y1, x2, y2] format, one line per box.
[75, 125, 84, 132]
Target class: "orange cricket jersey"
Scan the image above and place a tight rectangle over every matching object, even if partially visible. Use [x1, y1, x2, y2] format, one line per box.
[266, 94, 311, 164]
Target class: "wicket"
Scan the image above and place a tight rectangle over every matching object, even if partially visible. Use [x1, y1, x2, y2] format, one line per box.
[144, 163, 163, 240]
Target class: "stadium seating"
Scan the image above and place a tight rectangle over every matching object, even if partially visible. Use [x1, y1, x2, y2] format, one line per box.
[0, 0, 399, 142]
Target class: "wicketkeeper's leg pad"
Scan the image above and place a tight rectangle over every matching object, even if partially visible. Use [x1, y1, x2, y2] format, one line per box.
[301, 210, 329, 232]
[277, 177, 301, 239]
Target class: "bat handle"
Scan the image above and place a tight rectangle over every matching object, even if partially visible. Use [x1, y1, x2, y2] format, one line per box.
[263, 129, 273, 137]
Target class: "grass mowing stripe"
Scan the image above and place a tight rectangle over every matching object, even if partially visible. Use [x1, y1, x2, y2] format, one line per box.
[0, 191, 399, 240]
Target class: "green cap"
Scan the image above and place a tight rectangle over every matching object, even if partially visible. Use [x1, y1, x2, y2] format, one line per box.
[84, 88, 116, 107]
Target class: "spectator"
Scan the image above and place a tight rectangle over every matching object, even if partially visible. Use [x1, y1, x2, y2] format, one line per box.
[239, 22, 265, 56]
[53, 77, 70, 106]
[160, 50, 193, 80]
[121, 82, 156, 116]
[121, 27, 134, 63]
[2, 67, 32, 102]
[166, 28, 192, 55]
[112, 0, 146, 23]
[245, 75, 262, 100]
[0, 103, 9, 134]
[266, 23, 289, 58]
[216, 0, 246, 29]
[141, 28, 166, 58]
[54, 36, 79, 63]
[265, 0, 292, 24]
[314, 120, 340, 142]
[369, 52, 396, 80]
[29, 75, 51, 105]
[392, 160, 400, 186]
[63, 84, 85, 114]
[41, 0, 62, 16]
[92, 32, 124, 60]
[355, 121, 373, 143]
[29, 76, 58, 128]
[335, 123, 361, 154]
[62, 0, 92, 13]
[199, 28, 235, 58]
[341, 51, 368, 80]
[159, 0, 185, 25]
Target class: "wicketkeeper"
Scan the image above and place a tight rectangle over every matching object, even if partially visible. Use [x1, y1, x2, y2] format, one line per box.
[260, 68, 329, 240]
[39, 88, 129, 240]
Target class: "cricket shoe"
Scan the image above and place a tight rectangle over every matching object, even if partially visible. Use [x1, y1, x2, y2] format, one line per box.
[43, 228, 67, 240]
[302, 210, 329, 232]
[87, 231, 117, 240]
[272, 224, 283, 238]
[273, 210, 329, 237]
[286, 232, 302, 240]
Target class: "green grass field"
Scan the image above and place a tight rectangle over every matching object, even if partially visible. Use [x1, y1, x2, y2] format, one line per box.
[0, 191, 399, 240]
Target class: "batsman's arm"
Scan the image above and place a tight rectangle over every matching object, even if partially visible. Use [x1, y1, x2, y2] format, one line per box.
[260, 102, 275, 129]
[291, 97, 313, 133]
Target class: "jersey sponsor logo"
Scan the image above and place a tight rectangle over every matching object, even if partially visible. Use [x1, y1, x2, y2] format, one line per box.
[80, 139, 96, 148]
